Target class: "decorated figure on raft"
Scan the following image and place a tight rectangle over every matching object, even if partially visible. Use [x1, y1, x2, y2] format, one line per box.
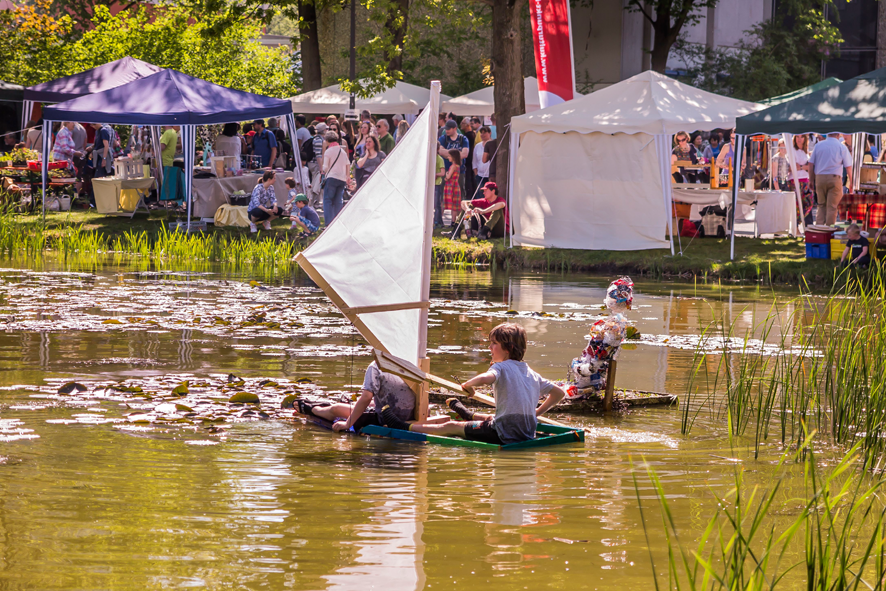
[567, 277, 633, 396]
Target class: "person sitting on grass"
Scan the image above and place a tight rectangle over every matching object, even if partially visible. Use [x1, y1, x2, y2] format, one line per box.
[247, 170, 280, 233]
[456, 181, 509, 240]
[287, 191, 320, 235]
[840, 223, 870, 268]
[380, 323, 567, 445]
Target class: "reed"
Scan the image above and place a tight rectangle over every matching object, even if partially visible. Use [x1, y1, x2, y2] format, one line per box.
[682, 264, 886, 468]
[636, 436, 886, 590]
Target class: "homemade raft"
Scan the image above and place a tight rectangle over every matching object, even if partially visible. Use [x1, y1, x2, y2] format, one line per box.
[294, 82, 583, 450]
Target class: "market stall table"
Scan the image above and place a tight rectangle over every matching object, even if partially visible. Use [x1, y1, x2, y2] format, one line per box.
[92, 177, 154, 217]
[191, 173, 291, 219]
[839, 193, 886, 229]
[672, 188, 796, 236]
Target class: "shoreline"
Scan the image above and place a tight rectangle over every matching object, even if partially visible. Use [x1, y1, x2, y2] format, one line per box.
[3, 210, 865, 288]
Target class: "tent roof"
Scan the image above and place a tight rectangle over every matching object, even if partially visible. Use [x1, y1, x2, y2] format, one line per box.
[511, 70, 761, 136]
[392, 81, 451, 106]
[758, 77, 842, 106]
[0, 79, 23, 102]
[24, 57, 163, 103]
[42, 69, 292, 125]
[441, 77, 542, 117]
[736, 68, 886, 135]
[290, 83, 420, 115]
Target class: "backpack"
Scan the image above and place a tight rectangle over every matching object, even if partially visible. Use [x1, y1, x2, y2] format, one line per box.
[698, 205, 728, 238]
[300, 136, 316, 163]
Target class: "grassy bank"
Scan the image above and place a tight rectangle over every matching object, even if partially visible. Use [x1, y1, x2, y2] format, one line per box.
[2, 210, 867, 286]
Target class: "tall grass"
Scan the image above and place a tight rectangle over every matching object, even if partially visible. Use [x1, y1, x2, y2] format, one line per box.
[682, 264, 886, 469]
[636, 435, 886, 590]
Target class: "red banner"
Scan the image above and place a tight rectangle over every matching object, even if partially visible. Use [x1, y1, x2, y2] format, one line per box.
[529, 0, 575, 109]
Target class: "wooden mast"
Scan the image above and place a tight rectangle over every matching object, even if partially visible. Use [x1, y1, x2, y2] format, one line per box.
[414, 81, 442, 422]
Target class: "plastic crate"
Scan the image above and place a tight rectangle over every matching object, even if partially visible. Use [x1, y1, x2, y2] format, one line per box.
[806, 243, 831, 259]
[830, 239, 845, 260]
[805, 229, 833, 244]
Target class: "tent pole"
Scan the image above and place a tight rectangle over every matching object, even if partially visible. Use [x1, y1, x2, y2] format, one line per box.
[150, 126, 164, 188]
[730, 134, 744, 261]
[184, 125, 194, 231]
[21, 101, 33, 142]
[507, 126, 518, 249]
[42, 119, 51, 225]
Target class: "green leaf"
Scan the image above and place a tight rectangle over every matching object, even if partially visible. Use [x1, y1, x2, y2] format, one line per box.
[57, 381, 87, 394]
[171, 381, 189, 396]
[229, 392, 260, 404]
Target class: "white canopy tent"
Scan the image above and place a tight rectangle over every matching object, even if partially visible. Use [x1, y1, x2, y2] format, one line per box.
[289, 83, 420, 115]
[508, 70, 762, 252]
[441, 77, 546, 116]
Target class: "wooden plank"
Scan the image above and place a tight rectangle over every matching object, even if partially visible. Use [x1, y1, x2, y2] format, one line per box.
[341, 301, 429, 315]
[603, 359, 617, 412]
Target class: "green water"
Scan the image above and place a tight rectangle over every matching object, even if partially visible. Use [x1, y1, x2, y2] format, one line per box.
[0, 260, 823, 589]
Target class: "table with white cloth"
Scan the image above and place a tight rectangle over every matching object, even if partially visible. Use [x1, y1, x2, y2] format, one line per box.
[191, 173, 292, 218]
[672, 189, 796, 237]
[92, 177, 154, 217]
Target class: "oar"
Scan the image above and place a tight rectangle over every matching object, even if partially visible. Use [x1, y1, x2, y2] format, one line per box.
[373, 349, 569, 429]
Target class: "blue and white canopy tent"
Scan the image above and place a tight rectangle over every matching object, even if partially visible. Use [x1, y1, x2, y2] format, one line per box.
[41, 69, 294, 227]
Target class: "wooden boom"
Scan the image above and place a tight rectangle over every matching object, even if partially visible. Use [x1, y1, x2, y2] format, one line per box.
[372, 349, 570, 429]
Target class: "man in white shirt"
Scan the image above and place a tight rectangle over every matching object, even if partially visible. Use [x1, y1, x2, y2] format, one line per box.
[473, 126, 492, 189]
[294, 115, 311, 150]
[808, 132, 852, 226]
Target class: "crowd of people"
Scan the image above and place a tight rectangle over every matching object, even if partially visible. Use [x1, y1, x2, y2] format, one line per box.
[5, 108, 510, 239]
[670, 128, 886, 229]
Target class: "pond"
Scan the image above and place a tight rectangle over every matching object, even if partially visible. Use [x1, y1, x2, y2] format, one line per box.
[0, 260, 841, 589]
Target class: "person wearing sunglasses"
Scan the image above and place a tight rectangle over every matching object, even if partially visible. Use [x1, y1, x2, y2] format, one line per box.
[671, 131, 699, 183]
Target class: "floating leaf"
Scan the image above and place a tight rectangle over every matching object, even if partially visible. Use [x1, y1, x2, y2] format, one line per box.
[228, 392, 260, 404]
[505, 310, 518, 315]
[175, 404, 194, 412]
[295, 377, 313, 384]
[281, 395, 298, 409]
[626, 326, 641, 340]
[171, 381, 189, 396]
[621, 343, 638, 351]
[259, 380, 278, 388]
[249, 281, 261, 288]
[102, 318, 123, 324]
[57, 382, 87, 394]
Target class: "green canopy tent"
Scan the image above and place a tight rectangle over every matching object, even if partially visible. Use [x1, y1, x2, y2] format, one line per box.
[731, 69, 886, 259]
[736, 68, 886, 135]
[0, 80, 24, 103]
[757, 77, 842, 107]
[0, 80, 24, 141]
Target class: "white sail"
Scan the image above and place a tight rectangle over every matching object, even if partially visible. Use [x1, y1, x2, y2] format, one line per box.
[296, 83, 440, 366]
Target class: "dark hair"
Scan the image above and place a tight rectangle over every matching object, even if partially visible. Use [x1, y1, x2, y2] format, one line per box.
[307, 125, 315, 136]
[284, 178, 296, 188]
[793, 134, 808, 150]
[489, 323, 526, 362]
[471, 117, 482, 124]
[366, 135, 381, 153]
[479, 126, 491, 134]
[295, 114, 306, 126]
[709, 134, 720, 143]
[722, 130, 732, 143]
[448, 149, 461, 165]
[262, 170, 276, 182]
[242, 123, 253, 134]
[222, 122, 239, 137]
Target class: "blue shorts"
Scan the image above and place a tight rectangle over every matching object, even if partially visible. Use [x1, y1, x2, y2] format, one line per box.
[296, 214, 319, 233]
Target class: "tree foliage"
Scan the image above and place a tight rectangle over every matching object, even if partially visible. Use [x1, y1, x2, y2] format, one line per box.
[0, 0, 74, 86]
[671, 0, 842, 101]
[624, 0, 719, 73]
[1, 3, 300, 98]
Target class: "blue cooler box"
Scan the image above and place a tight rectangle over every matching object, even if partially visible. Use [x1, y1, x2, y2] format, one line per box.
[806, 243, 831, 259]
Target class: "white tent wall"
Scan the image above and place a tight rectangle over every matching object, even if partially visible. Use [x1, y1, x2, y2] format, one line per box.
[511, 131, 670, 250]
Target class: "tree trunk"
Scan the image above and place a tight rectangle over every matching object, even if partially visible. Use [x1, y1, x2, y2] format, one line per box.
[491, 0, 526, 204]
[878, 0, 886, 69]
[649, 20, 675, 73]
[385, 0, 409, 74]
[298, 0, 323, 91]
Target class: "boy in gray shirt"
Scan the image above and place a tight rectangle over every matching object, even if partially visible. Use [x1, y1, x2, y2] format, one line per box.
[381, 323, 566, 444]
